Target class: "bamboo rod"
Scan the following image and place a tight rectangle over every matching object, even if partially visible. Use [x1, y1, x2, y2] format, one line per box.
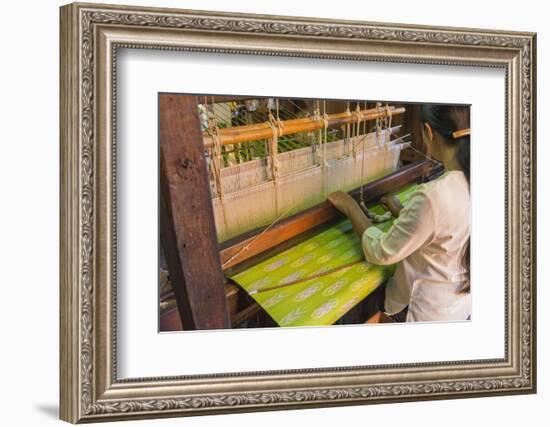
[204, 106, 405, 147]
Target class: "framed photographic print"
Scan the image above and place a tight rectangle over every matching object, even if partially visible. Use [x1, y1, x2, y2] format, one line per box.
[59, 2, 537, 423]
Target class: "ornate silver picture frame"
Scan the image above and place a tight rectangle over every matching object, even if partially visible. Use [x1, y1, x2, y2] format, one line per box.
[60, 2, 536, 423]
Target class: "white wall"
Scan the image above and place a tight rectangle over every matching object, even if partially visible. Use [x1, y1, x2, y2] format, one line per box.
[0, 0, 545, 426]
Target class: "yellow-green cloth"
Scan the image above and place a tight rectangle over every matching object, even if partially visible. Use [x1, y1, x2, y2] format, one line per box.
[231, 184, 418, 327]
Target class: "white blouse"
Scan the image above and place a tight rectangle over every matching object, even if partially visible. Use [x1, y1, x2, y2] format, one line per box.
[362, 170, 471, 322]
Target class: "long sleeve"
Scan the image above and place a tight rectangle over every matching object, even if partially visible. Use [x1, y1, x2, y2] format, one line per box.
[361, 190, 436, 266]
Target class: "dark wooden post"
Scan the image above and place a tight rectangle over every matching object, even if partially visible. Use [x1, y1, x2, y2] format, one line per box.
[159, 93, 231, 330]
[400, 103, 425, 163]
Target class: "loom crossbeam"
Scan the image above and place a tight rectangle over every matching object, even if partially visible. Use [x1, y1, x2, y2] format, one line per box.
[203, 106, 405, 146]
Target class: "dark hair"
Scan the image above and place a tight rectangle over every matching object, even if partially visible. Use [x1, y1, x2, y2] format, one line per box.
[420, 104, 470, 293]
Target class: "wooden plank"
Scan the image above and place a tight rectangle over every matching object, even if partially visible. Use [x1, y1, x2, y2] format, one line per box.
[401, 104, 424, 154]
[231, 303, 263, 328]
[222, 219, 339, 277]
[203, 107, 405, 146]
[198, 95, 261, 104]
[159, 283, 241, 332]
[159, 94, 231, 330]
[220, 160, 434, 270]
[160, 307, 184, 331]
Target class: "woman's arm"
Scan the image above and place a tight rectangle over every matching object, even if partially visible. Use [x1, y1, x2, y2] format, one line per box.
[327, 189, 436, 266]
[327, 191, 372, 238]
[380, 195, 404, 218]
[361, 191, 436, 265]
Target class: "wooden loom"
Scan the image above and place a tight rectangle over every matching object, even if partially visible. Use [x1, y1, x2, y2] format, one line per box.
[159, 94, 441, 331]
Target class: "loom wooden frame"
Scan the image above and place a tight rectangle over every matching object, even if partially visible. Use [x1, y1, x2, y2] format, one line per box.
[59, 2, 537, 423]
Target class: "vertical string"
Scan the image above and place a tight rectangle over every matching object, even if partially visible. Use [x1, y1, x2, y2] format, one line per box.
[359, 106, 367, 208]
[356, 102, 363, 148]
[206, 96, 223, 200]
[383, 102, 390, 145]
[362, 101, 368, 137]
[352, 103, 359, 158]
[375, 102, 382, 147]
[322, 100, 329, 197]
[268, 102, 281, 216]
[315, 100, 322, 160]
[345, 101, 351, 157]
[387, 103, 393, 137]
[207, 123, 229, 235]
[313, 101, 322, 196]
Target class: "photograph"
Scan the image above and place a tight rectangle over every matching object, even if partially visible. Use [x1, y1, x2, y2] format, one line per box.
[159, 96, 471, 331]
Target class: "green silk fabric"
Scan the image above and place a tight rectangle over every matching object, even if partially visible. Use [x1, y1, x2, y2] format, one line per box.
[231, 184, 418, 327]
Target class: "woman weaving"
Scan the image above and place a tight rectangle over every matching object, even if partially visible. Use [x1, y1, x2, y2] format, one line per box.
[328, 104, 471, 322]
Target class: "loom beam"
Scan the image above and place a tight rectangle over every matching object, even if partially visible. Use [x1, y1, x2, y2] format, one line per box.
[203, 106, 405, 147]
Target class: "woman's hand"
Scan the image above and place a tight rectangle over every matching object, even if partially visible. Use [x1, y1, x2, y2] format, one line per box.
[327, 191, 356, 216]
[328, 191, 372, 238]
[380, 194, 404, 218]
